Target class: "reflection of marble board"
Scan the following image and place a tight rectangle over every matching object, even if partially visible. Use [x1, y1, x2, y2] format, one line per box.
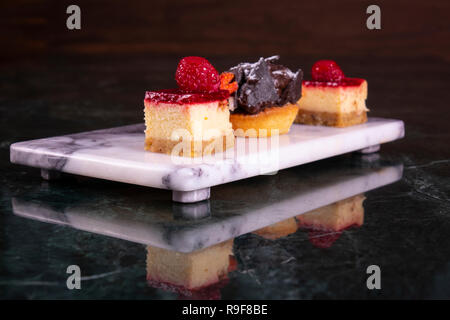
[10, 117, 404, 203]
[12, 162, 403, 252]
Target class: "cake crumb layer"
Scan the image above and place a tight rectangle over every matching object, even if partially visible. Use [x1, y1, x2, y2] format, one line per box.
[145, 133, 235, 158]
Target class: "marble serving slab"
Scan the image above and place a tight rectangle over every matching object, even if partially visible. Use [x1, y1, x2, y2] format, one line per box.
[12, 158, 403, 252]
[10, 117, 404, 202]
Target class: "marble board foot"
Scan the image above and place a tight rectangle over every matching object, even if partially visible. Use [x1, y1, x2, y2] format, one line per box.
[41, 169, 62, 180]
[357, 144, 380, 154]
[172, 188, 211, 203]
[172, 200, 211, 220]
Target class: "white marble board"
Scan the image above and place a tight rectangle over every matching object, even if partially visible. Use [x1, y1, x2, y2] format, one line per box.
[10, 117, 404, 202]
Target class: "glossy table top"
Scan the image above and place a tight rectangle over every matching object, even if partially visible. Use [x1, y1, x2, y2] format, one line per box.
[1, 55, 449, 299]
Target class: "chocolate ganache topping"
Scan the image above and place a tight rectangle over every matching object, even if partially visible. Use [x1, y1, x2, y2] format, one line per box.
[228, 56, 303, 114]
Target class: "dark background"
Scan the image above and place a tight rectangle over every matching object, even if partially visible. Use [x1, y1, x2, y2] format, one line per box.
[1, 0, 449, 60]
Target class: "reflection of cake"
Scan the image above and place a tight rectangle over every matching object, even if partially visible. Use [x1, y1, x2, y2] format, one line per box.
[295, 60, 368, 127]
[253, 218, 298, 240]
[297, 194, 365, 248]
[297, 194, 365, 231]
[144, 90, 234, 157]
[144, 57, 234, 157]
[146, 240, 233, 292]
[227, 56, 303, 137]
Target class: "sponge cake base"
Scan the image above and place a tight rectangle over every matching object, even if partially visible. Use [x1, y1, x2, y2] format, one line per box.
[230, 104, 299, 137]
[145, 133, 235, 158]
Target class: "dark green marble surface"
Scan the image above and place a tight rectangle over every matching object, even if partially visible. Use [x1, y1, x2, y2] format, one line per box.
[1, 55, 449, 299]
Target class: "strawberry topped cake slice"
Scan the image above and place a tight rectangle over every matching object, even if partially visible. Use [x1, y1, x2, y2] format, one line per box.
[144, 57, 234, 157]
[295, 60, 368, 127]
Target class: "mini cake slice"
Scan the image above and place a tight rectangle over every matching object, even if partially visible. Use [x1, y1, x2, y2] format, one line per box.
[146, 240, 233, 291]
[296, 60, 368, 127]
[144, 89, 234, 157]
[144, 57, 234, 157]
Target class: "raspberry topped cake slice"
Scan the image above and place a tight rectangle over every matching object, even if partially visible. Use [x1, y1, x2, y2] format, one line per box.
[144, 57, 234, 157]
[295, 60, 368, 127]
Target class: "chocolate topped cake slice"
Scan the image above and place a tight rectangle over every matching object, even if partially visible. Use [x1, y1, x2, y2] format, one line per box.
[224, 56, 303, 137]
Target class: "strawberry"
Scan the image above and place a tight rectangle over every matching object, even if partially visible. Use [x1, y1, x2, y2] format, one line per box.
[311, 60, 345, 82]
[175, 56, 220, 92]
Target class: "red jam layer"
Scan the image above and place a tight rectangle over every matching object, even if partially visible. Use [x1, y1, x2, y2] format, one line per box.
[144, 89, 230, 105]
[300, 223, 361, 248]
[303, 77, 365, 88]
[146, 277, 229, 300]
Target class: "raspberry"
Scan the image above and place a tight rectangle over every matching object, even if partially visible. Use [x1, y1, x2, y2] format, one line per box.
[311, 60, 345, 82]
[175, 56, 220, 92]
